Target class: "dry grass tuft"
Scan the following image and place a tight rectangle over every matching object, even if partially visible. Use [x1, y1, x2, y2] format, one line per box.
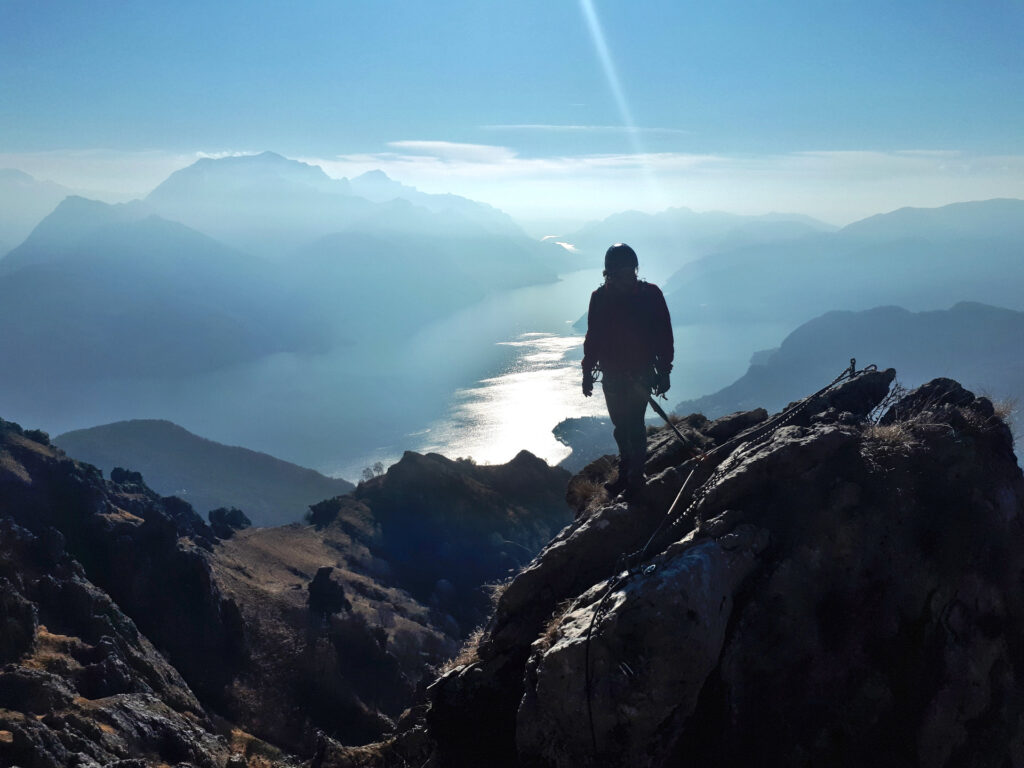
[862, 422, 917, 446]
[439, 626, 485, 674]
[578, 477, 609, 513]
[534, 599, 576, 654]
[484, 578, 511, 610]
[992, 397, 1019, 440]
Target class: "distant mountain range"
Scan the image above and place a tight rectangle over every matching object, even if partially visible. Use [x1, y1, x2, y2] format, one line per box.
[564, 206, 836, 281]
[0, 196, 325, 379]
[54, 418, 354, 526]
[145, 151, 529, 258]
[662, 199, 1024, 326]
[674, 301, 1024, 420]
[0, 152, 562, 382]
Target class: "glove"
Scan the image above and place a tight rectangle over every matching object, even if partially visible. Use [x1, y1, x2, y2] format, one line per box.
[653, 369, 670, 396]
[582, 369, 595, 397]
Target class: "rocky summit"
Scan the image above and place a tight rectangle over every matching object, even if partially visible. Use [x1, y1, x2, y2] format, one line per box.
[2, 370, 1024, 768]
[415, 371, 1024, 768]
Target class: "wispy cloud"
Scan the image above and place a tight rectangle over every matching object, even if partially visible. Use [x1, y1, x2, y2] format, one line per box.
[387, 140, 516, 163]
[2, 145, 1022, 228]
[194, 150, 260, 159]
[481, 124, 690, 135]
[314, 145, 1024, 225]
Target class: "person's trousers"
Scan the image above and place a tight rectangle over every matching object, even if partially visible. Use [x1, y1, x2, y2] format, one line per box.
[602, 372, 650, 484]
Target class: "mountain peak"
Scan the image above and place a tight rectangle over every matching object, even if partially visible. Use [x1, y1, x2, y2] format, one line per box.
[148, 152, 334, 202]
[353, 169, 393, 182]
[0, 168, 37, 183]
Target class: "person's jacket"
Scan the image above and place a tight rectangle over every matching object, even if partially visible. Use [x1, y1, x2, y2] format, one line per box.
[582, 281, 674, 376]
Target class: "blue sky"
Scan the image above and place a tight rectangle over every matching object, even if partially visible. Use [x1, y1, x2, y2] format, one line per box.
[2, 0, 1023, 225]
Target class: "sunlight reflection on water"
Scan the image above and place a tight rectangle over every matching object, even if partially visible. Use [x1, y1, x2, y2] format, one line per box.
[413, 332, 607, 466]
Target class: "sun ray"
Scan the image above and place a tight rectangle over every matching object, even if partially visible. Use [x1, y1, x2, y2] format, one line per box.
[578, 0, 667, 209]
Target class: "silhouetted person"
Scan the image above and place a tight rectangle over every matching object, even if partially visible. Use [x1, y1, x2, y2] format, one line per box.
[582, 243, 674, 499]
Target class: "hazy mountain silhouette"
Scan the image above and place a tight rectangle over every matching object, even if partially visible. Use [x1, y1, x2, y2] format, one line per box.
[349, 169, 523, 237]
[674, 301, 1024, 419]
[0, 197, 326, 378]
[146, 152, 544, 260]
[663, 199, 1024, 326]
[0, 168, 73, 250]
[141, 152, 561, 340]
[54, 419, 353, 526]
[145, 151, 368, 257]
[840, 197, 1024, 241]
[565, 206, 836, 280]
[290, 217, 558, 341]
[0, 195, 150, 274]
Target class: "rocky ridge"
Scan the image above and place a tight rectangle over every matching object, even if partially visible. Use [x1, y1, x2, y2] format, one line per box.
[0, 420, 573, 766]
[331, 370, 1024, 768]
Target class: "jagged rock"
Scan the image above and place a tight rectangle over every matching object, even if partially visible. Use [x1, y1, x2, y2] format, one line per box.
[794, 366, 896, 424]
[642, 419, 709, 476]
[208, 506, 252, 539]
[0, 420, 245, 708]
[110, 466, 145, 486]
[0, 518, 228, 768]
[0, 667, 75, 713]
[0, 577, 36, 663]
[517, 522, 770, 766]
[352, 449, 573, 632]
[424, 374, 1024, 768]
[879, 376, 980, 424]
[703, 407, 768, 443]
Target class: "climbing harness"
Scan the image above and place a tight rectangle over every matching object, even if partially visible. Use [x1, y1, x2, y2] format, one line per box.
[582, 358, 878, 757]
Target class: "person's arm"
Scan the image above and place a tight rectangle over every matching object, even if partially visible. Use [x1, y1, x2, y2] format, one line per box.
[651, 286, 674, 393]
[582, 291, 601, 396]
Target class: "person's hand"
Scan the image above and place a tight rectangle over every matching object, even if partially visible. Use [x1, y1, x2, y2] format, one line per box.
[583, 369, 594, 397]
[653, 370, 670, 396]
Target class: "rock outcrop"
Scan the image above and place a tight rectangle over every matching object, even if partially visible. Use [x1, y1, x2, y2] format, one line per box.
[0, 420, 575, 763]
[0, 418, 245, 709]
[323, 450, 573, 633]
[421, 371, 1024, 768]
[0, 514, 231, 768]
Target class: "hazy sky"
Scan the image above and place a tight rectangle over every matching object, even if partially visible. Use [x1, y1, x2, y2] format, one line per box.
[2, 0, 1023, 226]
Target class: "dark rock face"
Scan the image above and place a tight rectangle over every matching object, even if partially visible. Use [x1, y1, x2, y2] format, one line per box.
[425, 371, 1024, 768]
[345, 450, 573, 633]
[0, 417, 244, 710]
[0, 418, 575, 764]
[0, 519, 229, 768]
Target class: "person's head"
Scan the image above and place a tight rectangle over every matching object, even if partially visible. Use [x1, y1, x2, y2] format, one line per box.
[603, 243, 638, 290]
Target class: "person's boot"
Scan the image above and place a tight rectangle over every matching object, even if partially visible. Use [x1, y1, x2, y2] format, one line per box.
[603, 472, 628, 497]
[620, 472, 647, 501]
[603, 459, 630, 497]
